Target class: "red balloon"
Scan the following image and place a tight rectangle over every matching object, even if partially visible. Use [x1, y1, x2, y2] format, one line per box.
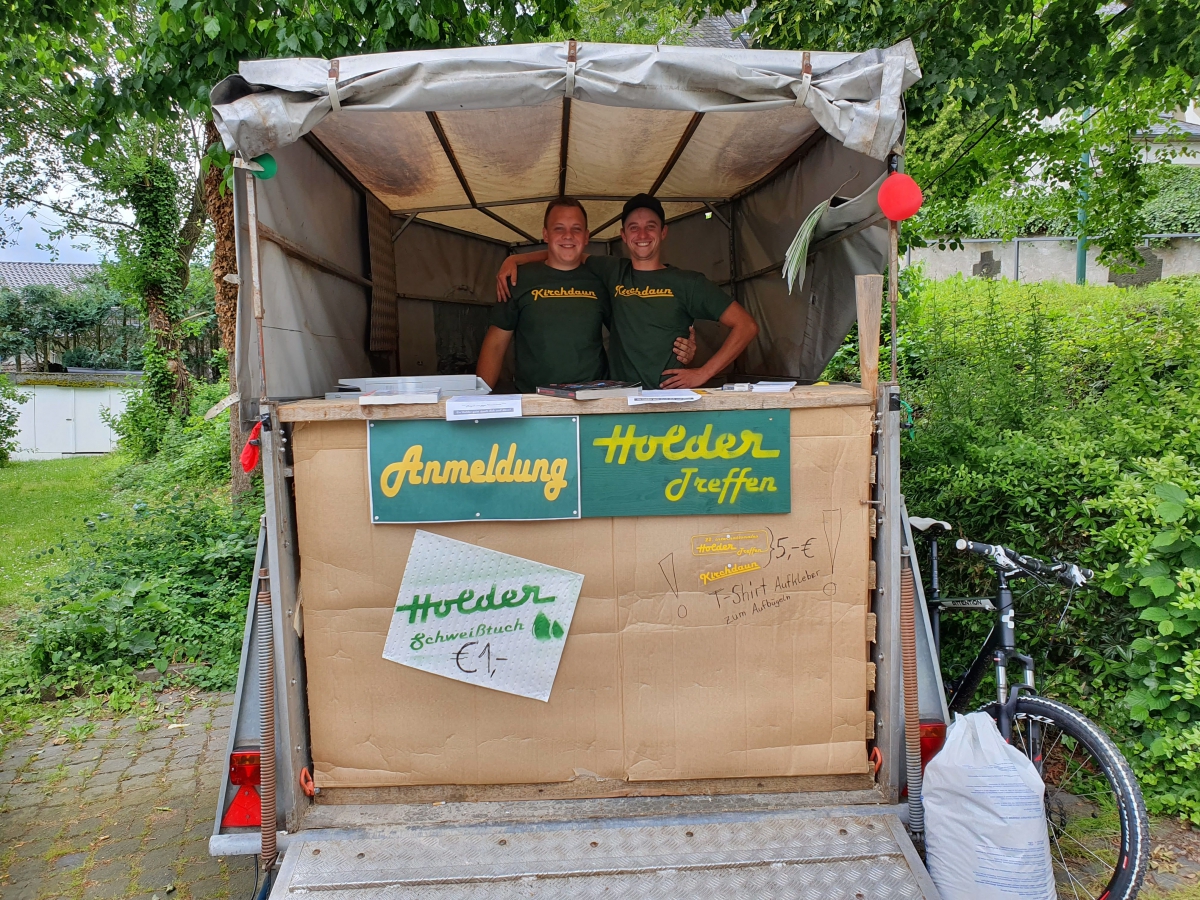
[877, 172, 924, 221]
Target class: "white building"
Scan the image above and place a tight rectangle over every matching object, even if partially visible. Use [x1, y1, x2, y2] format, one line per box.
[9, 371, 138, 460]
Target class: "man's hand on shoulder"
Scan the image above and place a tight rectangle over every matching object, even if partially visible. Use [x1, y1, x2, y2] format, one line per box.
[495, 249, 553, 301]
[496, 256, 520, 302]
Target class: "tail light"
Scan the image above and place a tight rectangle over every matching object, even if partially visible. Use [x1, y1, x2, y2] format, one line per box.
[229, 750, 262, 785]
[920, 721, 947, 772]
[221, 748, 263, 827]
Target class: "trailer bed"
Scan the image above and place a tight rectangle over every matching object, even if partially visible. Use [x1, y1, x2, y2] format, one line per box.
[270, 803, 938, 899]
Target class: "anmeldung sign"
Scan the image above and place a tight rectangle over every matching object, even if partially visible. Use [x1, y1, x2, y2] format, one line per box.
[381, 531, 585, 701]
[579, 410, 791, 517]
[368, 417, 581, 523]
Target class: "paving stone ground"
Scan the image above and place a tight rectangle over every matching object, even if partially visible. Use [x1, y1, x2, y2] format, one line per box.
[4, 689, 1198, 899]
[0, 693, 259, 900]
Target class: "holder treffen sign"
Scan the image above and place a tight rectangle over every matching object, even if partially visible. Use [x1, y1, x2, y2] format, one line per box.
[382, 531, 585, 701]
[578, 410, 791, 517]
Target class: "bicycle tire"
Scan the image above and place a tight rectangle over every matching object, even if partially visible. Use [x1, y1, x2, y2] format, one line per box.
[984, 696, 1149, 900]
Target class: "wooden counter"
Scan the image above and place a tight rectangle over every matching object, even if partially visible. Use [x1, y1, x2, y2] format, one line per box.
[277, 383, 873, 422]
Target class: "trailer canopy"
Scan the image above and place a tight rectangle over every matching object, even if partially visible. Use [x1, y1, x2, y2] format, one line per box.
[211, 40, 920, 401]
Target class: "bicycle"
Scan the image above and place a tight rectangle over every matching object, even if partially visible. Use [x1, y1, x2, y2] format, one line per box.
[919, 527, 1150, 900]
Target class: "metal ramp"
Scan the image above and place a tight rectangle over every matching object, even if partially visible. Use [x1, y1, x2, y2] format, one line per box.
[270, 808, 939, 899]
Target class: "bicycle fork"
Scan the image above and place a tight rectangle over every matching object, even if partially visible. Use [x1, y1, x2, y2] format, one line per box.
[994, 572, 1042, 769]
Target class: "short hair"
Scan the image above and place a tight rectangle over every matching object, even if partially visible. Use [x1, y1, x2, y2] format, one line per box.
[544, 196, 588, 229]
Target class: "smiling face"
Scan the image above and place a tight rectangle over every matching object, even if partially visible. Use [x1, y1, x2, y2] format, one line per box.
[620, 207, 668, 268]
[543, 205, 589, 270]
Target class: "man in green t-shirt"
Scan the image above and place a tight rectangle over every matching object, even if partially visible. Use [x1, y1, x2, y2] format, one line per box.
[476, 199, 610, 393]
[496, 193, 758, 389]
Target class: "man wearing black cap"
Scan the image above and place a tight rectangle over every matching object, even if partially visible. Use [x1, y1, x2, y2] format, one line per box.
[496, 194, 759, 390]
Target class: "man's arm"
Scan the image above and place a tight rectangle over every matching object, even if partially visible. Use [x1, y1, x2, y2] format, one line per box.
[496, 250, 549, 301]
[660, 302, 758, 389]
[476, 326, 514, 390]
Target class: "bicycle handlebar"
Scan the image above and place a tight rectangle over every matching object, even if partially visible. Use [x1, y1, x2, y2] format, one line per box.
[955, 539, 1092, 587]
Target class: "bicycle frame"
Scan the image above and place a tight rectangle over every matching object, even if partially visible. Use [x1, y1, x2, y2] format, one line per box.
[931, 540, 1040, 749]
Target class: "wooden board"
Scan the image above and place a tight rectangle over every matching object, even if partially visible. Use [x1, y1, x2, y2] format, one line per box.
[278, 383, 872, 422]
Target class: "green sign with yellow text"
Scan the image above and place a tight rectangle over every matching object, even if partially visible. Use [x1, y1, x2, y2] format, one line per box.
[579, 410, 790, 517]
[368, 417, 581, 523]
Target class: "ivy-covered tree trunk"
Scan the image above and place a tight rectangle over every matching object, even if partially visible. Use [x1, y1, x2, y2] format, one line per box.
[204, 120, 251, 497]
[125, 157, 191, 415]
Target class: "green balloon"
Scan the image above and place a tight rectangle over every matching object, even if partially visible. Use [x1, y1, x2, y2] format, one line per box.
[251, 153, 277, 180]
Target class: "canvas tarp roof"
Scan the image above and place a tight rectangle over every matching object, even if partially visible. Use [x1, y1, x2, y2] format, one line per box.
[213, 41, 918, 243]
[214, 41, 919, 400]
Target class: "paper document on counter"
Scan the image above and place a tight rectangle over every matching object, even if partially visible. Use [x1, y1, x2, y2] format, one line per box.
[628, 390, 701, 405]
[446, 394, 523, 421]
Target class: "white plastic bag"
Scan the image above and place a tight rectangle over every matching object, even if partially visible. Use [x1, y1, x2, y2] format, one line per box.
[924, 711, 1056, 900]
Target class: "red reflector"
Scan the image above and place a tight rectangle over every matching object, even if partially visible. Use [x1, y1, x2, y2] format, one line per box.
[229, 750, 261, 786]
[919, 721, 947, 772]
[221, 784, 262, 827]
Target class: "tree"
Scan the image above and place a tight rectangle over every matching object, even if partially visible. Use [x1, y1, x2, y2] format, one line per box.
[691, 0, 1200, 260]
[1, 9, 210, 409]
[94, 0, 578, 491]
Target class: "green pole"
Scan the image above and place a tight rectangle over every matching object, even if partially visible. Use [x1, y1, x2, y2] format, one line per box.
[1076, 149, 1089, 285]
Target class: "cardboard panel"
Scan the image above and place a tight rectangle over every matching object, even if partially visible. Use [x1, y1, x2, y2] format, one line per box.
[292, 404, 872, 788]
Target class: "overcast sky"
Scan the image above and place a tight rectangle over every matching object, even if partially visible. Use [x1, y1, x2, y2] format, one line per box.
[1, 205, 105, 264]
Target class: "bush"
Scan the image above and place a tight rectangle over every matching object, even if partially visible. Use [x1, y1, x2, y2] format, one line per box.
[0, 378, 259, 699]
[0, 374, 27, 465]
[8, 492, 260, 694]
[874, 273, 1200, 822]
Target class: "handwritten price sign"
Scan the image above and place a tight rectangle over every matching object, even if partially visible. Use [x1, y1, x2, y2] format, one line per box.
[382, 531, 584, 701]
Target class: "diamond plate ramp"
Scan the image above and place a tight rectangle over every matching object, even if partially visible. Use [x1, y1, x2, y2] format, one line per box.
[270, 810, 940, 899]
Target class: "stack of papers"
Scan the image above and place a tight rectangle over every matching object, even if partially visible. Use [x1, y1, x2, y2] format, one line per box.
[751, 381, 797, 393]
[628, 390, 702, 405]
[337, 375, 491, 397]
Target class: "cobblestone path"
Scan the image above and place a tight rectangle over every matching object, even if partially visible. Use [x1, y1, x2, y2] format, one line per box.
[0, 693, 257, 900]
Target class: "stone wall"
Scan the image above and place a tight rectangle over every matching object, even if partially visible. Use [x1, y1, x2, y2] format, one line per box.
[907, 236, 1200, 284]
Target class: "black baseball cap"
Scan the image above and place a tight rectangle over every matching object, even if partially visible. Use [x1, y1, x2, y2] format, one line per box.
[621, 193, 665, 226]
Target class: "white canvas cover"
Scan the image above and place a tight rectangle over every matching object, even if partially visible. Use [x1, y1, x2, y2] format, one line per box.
[219, 40, 919, 404]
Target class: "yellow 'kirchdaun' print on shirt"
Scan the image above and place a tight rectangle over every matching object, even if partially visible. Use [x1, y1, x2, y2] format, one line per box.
[530, 288, 599, 301]
[615, 285, 675, 298]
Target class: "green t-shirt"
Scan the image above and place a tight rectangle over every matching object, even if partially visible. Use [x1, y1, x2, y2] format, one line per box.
[488, 262, 611, 393]
[585, 255, 732, 388]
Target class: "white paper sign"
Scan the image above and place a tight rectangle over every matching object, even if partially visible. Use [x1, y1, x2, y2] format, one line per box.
[627, 389, 701, 405]
[382, 531, 584, 701]
[445, 394, 523, 421]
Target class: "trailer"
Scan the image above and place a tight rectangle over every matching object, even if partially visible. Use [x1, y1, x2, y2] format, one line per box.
[206, 39, 950, 899]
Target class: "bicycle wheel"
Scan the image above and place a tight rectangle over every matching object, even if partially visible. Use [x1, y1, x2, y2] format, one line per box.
[984, 696, 1150, 900]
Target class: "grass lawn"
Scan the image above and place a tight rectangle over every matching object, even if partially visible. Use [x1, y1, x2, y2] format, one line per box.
[0, 454, 121, 620]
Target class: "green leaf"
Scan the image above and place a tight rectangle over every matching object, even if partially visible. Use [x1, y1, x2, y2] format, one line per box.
[1141, 560, 1169, 579]
[1148, 576, 1177, 598]
[1158, 501, 1186, 523]
[1182, 547, 1200, 569]
[1155, 483, 1189, 506]
[202, 16, 220, 38]
[1130, 637, 1155, 653]
[1152, 530, 1182, 549]
[1129, 587, 1153, 608]
[1159, 619, 1175, 636]
[1140, 606, 1170, 622]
